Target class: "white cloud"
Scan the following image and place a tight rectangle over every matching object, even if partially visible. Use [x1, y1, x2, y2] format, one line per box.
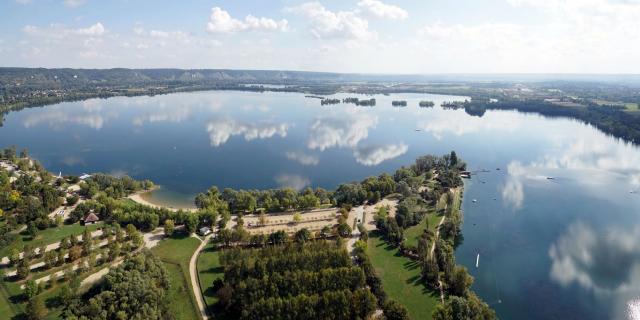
[74, 22, 105, 36]
[147, 30, 192, 43]
[23, 22, 106, 39]
[275, 174, 311, 190]
[206, 118, 288, 147]
[415, 0, 640, 73]
[287, 2, 376, 41]
[307, 113, 378, 151]
[353, 143, 407, 166]
[206, 7, 288, 33]
[357, 0, 408, 20]
[63, 0, 86, 8]
[285, 151, 320, 166]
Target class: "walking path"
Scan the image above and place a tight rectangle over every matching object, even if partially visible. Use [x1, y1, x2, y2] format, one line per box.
[189, 234, 212, 320]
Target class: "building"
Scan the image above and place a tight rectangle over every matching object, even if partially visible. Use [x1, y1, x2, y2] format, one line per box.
[198, 227, 212, 236]
[82, 212, 100, 225]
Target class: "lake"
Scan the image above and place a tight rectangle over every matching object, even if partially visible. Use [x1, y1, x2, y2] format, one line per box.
[1, 90, 639, 319]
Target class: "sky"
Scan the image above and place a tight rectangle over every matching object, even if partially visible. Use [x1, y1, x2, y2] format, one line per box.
[0, 0, 639, 74]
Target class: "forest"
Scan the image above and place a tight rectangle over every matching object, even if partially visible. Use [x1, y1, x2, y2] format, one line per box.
[214, 241, 376, 320]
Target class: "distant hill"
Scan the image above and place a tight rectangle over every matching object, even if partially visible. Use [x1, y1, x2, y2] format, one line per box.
[3, 67, 640, 89]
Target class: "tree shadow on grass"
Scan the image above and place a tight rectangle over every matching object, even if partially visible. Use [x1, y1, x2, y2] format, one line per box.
[169, 231, 191, 240]
[403, 260, 420, 271]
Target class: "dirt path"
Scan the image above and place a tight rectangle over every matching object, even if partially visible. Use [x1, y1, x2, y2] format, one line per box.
[429, 215, 446, 258]
[189, 234, 212, 320]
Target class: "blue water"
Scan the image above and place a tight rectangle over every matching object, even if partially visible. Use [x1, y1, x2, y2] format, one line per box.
[1, 90, 640, 319]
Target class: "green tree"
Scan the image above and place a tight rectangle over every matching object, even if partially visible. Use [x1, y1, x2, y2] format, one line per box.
[26, 222, 37, 238]
[185, 214, 198, 234]
[292, 212, 302, 224]
[258, 212, 267, 226]
[68, 246, 82, 261]
[57, 249, 66, 266]
[383, 299, 410, 320]
[217, 229, 233, 247]
[9, 248, 20, 266]
[450, 266, 473, 297]
[54, 215, 63, 227]
[17, 258, 30, 279]
[164, 219, 175, 237]
[44, 251, 56, 269]
[24, 279, 39, 299]
[269, 230, 288, 244]
[337, 223, 352, 237]
[58, 284, 75, 307]
[294, 228, 311, 244]
[26, 295, 47, 320]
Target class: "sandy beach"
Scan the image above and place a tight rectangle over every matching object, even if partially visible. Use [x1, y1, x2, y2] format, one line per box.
[128, 189, 197, 212]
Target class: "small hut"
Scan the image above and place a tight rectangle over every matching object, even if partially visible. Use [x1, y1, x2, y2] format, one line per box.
[82, 212, 100, 225]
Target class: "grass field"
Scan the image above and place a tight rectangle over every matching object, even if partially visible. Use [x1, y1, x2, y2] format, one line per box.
[592, 99, 639, 111]
[367, 233, 440, 320]
[0, 223, 103, 258]
[196, 241, 223, 311]
[151, 234, 201, 320]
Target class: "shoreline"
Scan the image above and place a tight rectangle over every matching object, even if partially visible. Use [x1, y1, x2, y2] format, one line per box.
[128, 187, 197, 212]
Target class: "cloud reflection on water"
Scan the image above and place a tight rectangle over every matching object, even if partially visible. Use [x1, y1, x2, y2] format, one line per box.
[549, 222, 640, 319]
[307, 113, 378, 151]
[206, 118, 289, 147]
[353, 143, 408, 166]
[274, 174, 310, 190]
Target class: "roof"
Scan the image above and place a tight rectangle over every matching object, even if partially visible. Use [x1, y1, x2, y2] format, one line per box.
[83, 212, 100, 223]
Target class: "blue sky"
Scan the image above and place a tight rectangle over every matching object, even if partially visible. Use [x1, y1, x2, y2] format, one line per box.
[1, 0, 639, 73]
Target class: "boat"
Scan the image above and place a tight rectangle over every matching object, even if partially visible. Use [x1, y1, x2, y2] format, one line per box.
[476, 253, 480, 268]
[472, 199, 477, 203]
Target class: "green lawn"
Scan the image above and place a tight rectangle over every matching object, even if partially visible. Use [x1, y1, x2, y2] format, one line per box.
[150, 234, 201, 320]
[0, 281, 18, 319]
[196, 242, 223, 311]
[0, 223, 103, 259]
[367, 233, 440, 320]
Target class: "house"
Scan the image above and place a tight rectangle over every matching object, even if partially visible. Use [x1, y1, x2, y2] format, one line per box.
[198, 227, 212, 236]
[82, 212, 100, 225]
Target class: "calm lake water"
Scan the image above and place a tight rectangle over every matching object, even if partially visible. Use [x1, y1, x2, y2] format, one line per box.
[1, 90, 640, 319]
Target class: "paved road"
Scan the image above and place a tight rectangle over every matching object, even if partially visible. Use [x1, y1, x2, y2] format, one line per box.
[189, 234, 212, 320]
